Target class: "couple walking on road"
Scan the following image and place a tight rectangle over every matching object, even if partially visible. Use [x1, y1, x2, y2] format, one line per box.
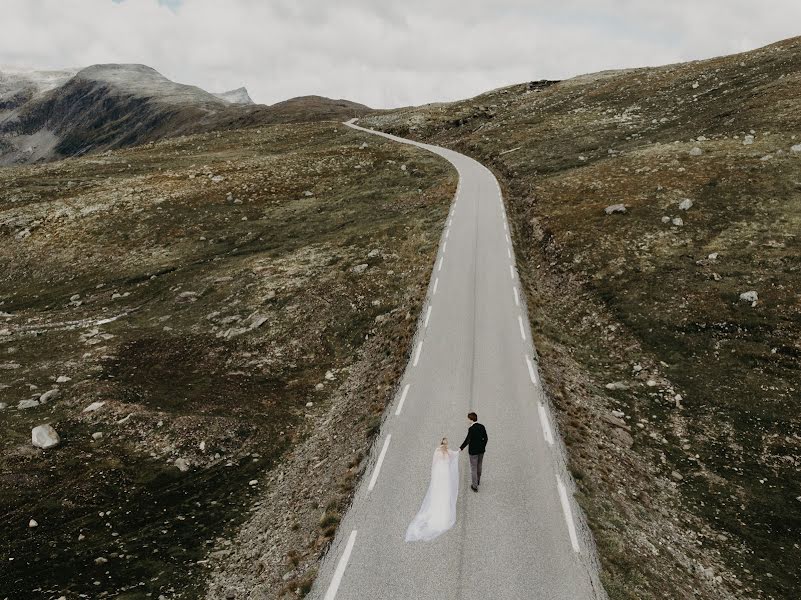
[404, 412, 489, 542]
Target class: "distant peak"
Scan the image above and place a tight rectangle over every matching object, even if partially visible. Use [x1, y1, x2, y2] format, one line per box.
[213, 87, 254, 105]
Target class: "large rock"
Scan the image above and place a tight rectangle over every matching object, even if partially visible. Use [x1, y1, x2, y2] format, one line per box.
[38, 388, 61, 404]
[739, 290, 758, 305]
[32, 424, 61, 449]
[18, 399, 40, 409]
[604, 203, 627, 215]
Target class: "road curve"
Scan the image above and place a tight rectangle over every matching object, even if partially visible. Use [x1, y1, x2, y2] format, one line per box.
[309, 120, 606, 600]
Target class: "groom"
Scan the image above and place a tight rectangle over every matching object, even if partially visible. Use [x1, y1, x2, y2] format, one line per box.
[460, 412, 488, 492]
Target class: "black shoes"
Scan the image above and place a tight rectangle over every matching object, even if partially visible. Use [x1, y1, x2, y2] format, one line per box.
[471, 485, 478, 492]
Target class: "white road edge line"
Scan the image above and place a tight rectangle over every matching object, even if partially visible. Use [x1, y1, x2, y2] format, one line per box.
[525, 354, 538, 385]
[413, 341, 423, 366]
[368, 436, 392, 492]
[538, 403, 554, 446]
[443, 241, 448, 253]
[433, 278, 439, 295]
[438, 257, 444, 271]
[556, 476, 581, 553]
[395, 384, 410, 416]
[424, 305, 432, 328]
[510, 265, 515, 280]
[323, 529, 358, 600]
[518, 315, 526, 340]
[507, 247, 512, 258]
[513, 286, 520, 307]
[445, 229, 450, 239]
[503, 221, 508, 231]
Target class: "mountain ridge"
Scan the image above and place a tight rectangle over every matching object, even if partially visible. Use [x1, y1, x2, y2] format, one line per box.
[0, 63, 371, 165]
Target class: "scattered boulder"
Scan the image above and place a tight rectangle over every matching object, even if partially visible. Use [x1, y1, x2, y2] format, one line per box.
[604, 203, 626, 215]
[92, 432, 103, 440]
[174, 458, 190, 472]
[18, 399, 40, 410]
[176, 291, 198, 303]
[32, 424, 61, 449]
[601, 413, 630, 431]
[352, 263, 369, 274]
[611, 428, 634, 448]
[689, 147, 703, 156]
[678, 198, 693, 210]
[0, 402, 7, 410]
[56, 375, 72, 383]
[38, 388, 61, 404]
[743, 134, 755, 145]
[367, 248, 381, 258]
[791, 144, 801, 153]
[739, 290, 758, 305]
[605, 381, 629, 391]
[671, 470, 684, 481]
[29, 519, 38, 528]
[83, 401, 105, 413]
[672, 217, 684, 227]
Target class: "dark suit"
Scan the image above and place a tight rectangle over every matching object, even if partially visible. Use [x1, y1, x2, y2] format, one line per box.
[461, 422, 488, 487]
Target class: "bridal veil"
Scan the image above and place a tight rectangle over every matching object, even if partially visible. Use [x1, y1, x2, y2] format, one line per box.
[405, 447, 459, 542]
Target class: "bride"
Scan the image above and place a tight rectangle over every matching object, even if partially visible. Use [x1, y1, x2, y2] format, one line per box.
[405, 437, 459, 542]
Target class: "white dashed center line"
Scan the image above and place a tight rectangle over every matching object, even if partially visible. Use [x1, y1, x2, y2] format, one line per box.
[368, 435, 392, 492]
[323, 529, 358, 600]
[413, 341, 423, 366]
[557, 476, 581, 553]
[395, 384, 410, 416]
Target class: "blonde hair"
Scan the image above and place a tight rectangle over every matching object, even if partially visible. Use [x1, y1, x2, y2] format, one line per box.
[439, 437, 449, 451]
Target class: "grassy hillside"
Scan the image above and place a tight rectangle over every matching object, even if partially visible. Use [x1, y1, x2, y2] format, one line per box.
[0, 122, 455, 598]
[361, 36, 801, 600]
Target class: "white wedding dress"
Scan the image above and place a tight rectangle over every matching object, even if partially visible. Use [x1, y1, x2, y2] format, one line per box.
[405, 447, 459, 542]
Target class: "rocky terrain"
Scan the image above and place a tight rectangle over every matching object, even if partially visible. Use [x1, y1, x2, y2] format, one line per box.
[0, 64, 370, 165]
[0, 121, 455, 598]
[360, 36, 801, 600]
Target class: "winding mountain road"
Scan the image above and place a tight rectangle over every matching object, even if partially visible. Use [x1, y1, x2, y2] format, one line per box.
[309, 121, 605, 600]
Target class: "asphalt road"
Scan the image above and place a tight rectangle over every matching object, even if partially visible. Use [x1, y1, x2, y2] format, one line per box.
[309, 121, 604, 600]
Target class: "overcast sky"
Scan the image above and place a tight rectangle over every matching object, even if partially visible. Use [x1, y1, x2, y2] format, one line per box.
[2, 0, 800, 108]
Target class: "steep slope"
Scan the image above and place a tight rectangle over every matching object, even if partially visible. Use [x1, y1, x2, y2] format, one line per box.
[360, 36, 801, 600]
[0, 64, 371, 165]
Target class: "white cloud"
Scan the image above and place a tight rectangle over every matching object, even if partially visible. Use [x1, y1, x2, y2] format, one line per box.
[1, 0, 800, 108]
